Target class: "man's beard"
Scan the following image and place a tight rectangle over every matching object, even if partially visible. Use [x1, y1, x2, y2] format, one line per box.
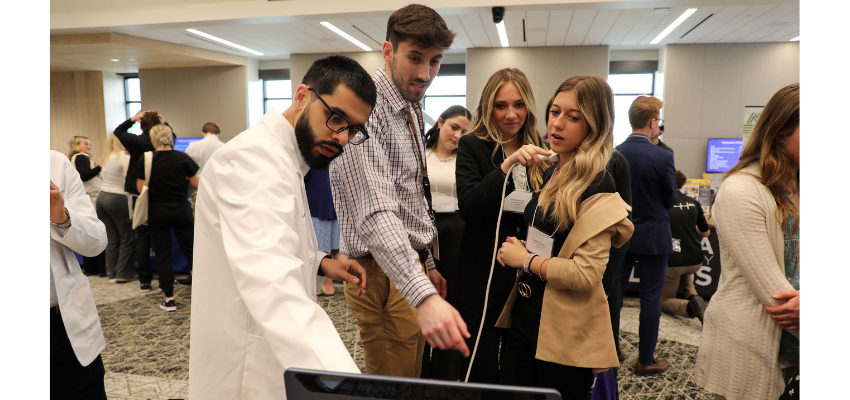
[294, 110, 343, 170]
[390, 56, 428, 103]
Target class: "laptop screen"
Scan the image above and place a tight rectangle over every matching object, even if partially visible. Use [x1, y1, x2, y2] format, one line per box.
[285, 368, 561, 400]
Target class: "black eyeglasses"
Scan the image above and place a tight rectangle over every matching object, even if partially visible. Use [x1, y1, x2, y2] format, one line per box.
[307, 88, 369, 145]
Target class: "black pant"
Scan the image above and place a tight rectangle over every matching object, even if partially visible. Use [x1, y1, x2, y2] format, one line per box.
[455, 301, 508, 384]
[500, 294, 594, 400]
[149, 202, 194, 297]
[133, 196, 153, 284]
[51, 307, 107, 400]
[82, 252, 105, 276]
[603, 240, 630, 354]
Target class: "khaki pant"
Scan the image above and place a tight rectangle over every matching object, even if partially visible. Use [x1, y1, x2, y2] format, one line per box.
[344, 256, 425, 377]
[660, 263, 702, 317]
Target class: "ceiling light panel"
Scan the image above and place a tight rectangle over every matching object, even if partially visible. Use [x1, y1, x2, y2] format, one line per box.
[496, 21, 509, 47]
[651, 8, 698, 44]
[186, 28, 264, 56]
[320, 22, 373, 51]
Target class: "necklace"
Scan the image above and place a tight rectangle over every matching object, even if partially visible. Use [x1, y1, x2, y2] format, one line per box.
[430, 149, 455, 162]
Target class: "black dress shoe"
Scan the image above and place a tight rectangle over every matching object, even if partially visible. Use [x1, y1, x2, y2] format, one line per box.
[687, 295, 708, 323]
[635, 358, 670, 375]
[176, 276, 192, 285]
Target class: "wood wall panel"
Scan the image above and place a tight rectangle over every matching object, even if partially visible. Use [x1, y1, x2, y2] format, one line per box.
[50, 71, 108, 164]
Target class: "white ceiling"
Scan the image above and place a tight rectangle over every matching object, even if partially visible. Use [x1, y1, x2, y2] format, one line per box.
[51, 2, 800, 63]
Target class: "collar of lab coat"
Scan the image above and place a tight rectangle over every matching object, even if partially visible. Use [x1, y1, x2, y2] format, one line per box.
[263, 108, 310, 176]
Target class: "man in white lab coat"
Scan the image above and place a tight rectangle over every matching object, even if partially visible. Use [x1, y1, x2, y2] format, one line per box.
[188, 55, 377, 400]
[50, 150, 109, 399]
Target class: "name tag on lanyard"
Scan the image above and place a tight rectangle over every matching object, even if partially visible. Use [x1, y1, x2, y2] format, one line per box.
[526, 225, 555, 257]
[433, 194, 456, 213]
[504, 190, 532, 213]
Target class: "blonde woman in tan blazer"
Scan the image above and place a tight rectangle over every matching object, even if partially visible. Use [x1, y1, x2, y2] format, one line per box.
[495, 76, 633, 400]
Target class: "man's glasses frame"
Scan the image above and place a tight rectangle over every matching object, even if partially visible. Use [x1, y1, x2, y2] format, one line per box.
[307, 88, 369, 145]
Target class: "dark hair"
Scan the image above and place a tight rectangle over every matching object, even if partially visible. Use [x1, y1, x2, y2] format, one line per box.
[675, 170, 687, 189]
[660, 124, 665, 133]
[202, 122, 220, 134]
[140, 111, 160, 134]
[424, 105, 472, 149]
[386, 4, 456, 52]
[302, 55, 377, 108]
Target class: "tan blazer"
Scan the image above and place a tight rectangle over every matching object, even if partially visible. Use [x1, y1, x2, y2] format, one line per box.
[496, 192, 634, 372]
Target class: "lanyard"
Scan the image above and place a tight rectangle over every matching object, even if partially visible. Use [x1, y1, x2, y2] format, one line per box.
[407, 104, 435, 222]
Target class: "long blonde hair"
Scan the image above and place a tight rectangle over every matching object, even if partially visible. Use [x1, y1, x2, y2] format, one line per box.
[724, 83, 799, 234]
[101, 133, 125, 166]
[538, 76, 615, 231]
[467, 68, 551, 190]
[68, 136, 90, 159]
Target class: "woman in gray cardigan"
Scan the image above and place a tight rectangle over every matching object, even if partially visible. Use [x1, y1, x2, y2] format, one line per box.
[694, 83, 800, 400]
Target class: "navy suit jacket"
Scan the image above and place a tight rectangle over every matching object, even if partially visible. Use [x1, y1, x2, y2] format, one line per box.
[616, 134, 677, 255]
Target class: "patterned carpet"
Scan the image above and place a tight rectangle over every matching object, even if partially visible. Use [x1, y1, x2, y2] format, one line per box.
[96, 281, 714, 399]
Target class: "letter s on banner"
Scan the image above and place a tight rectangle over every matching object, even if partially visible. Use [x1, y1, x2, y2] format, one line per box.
[695, 266, 712, 286]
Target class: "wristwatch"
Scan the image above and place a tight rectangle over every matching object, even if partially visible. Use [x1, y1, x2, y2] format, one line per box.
[51, 207, 72, 229]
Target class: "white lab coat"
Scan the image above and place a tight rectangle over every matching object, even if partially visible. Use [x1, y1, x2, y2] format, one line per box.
[188, 110, 360, 400]
[49, 150, 108, 366]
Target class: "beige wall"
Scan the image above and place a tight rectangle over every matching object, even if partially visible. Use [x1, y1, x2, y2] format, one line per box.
[662, 42, 800, 178]
[50, 71, 108, 164]
[289, 52, 385, 98]
[102, 72, 127, 137]
[139, 65, 248, 142]
[465, 46, 610, 137]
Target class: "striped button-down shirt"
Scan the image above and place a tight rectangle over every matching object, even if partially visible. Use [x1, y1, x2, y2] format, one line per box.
[330, 68, 437, 307]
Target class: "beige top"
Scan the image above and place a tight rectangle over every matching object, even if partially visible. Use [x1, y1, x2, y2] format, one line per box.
[693, 164, 798, 400]
[496, 192, 634, 372]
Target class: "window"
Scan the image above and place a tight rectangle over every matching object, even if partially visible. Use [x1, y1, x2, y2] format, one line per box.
[608, 73, 656, 146]
[124, 75, 142, 134]
[423, 64, 467, 131]
[264, 79, 292, 113]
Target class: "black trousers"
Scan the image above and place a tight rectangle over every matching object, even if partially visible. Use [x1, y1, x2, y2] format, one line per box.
[500, 294, 594, 400]
[455, 301, 508, 384]
[602, 240, 630, 354]
[133, 196, 153, 284]
[149, 202, 194, 298]
[51, 307, 107, 400]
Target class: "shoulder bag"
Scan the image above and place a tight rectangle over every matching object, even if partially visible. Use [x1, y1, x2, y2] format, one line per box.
[132, 152, 153, 229]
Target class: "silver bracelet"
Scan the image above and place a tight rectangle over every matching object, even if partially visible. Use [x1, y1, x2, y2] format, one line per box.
[522, 253, 535, 274]
[51, 207, 72, 229]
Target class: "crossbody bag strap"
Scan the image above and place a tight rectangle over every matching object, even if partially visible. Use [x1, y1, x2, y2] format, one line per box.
[144, 151, 152, 186]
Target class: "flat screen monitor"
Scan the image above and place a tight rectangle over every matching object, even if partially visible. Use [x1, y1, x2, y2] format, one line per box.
[174, 137, 202, 152]
[706, 138, 743, 173]
[285, 368, 561, 400]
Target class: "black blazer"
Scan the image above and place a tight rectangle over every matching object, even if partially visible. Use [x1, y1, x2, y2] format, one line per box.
[616, 134, 677, 255]
[455, 134, 526, 309]
[602, 151, 632, 295]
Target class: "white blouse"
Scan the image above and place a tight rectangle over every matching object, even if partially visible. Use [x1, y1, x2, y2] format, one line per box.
[426, 149, 458, 212]
[99, 152, 130, 195]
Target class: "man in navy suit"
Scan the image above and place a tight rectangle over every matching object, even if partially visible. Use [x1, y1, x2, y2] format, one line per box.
[615, 96, 677, 375]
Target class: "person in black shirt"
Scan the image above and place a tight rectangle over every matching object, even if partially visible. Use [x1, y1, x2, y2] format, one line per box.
[136, 124, 199, 312]
[662, 170, 710, 322]
[651, 124, 674, 154]
[113, 110, 177, 292]
[69, 135, 105, 277]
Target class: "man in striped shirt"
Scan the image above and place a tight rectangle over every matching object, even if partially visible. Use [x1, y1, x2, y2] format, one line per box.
[330, 4, 470, 377]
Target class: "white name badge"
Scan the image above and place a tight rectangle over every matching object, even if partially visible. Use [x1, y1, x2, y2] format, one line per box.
[526, 225, 554, 257]
[504, 190, 533, 213]
[433, 194, 456, 213]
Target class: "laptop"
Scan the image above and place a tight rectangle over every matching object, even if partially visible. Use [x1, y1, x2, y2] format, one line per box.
[285, 367, 561, 399]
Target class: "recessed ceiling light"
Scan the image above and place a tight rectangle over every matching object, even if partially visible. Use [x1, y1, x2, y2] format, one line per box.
[186, 28, 264, 56]
[320, 22, 372, 51]
[655, 8, 671, 14]
[110, 59, 120, 62]
[496, 21, 509, 47]
[790, 36, 799, 41]
[651, 8, 698, 44]
[129, 58, 136, 61]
